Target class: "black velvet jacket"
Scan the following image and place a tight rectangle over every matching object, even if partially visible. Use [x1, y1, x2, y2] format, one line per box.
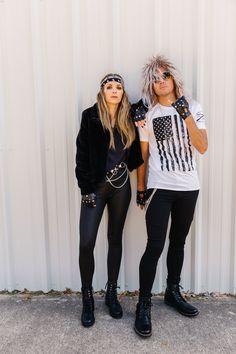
[75, 104, 144, 194]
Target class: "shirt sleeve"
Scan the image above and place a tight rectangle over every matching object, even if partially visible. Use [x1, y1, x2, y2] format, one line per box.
[190, 101, 206, 130]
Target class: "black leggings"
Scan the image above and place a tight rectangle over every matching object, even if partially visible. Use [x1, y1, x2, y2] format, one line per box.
[79, 178, 131, 288]
[139, 189, 199, 296]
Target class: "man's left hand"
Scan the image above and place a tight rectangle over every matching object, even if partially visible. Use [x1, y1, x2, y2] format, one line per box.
[171, 96, 191, 120]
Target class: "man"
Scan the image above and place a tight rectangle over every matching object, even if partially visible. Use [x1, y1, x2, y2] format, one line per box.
[132, 55, 208, 338]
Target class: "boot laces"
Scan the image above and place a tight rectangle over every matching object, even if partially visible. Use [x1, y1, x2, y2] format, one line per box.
[139, 299, 152, 318]
[173, 284, 186, 302]
[82, 288, 94, 310]
[106, 283, 120, 305]
[84, 300, 93, 311]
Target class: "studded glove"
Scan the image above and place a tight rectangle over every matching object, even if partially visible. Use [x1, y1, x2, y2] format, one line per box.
[136, 190, 147, 206]
[132, 104, 148, 123]
[82, 193, 96, 207]
[171, 96, 191, 120]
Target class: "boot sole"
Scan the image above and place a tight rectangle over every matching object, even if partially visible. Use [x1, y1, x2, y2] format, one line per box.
[134, 325, 152, 338]
[81, 319, 95, 327]
[164, 300, 199, 317]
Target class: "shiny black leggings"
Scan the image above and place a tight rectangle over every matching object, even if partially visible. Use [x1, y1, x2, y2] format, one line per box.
[79, 178, 131, 288]
[139, 189, 199, 297]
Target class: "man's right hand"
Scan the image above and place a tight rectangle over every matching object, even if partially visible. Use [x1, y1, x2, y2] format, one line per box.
[136, 190, 147, 210]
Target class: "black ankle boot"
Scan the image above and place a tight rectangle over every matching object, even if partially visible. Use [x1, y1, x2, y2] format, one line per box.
[164, 283, 199, 317]
[134, 297, 152, 338]
[81, 287, 95, 327]
[105, 282, 123, 318]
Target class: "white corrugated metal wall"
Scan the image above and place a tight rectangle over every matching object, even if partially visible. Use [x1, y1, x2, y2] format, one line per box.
[0, 0, 235, 294]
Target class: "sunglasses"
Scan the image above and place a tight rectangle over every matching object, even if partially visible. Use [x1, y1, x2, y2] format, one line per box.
[153, 71, 172, 83]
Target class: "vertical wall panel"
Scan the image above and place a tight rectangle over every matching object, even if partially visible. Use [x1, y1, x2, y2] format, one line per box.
[0, 0, 235, 293]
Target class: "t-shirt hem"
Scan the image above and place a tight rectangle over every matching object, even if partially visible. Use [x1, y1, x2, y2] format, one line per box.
[147, 184, 200, 191]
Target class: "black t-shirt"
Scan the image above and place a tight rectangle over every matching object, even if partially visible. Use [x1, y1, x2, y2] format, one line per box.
[106, 128, 127, 172]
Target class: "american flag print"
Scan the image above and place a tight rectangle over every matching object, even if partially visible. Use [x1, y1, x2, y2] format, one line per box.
[152, 115, 194, 172]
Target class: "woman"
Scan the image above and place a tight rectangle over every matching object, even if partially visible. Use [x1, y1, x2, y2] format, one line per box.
[75, 73, 143, 327]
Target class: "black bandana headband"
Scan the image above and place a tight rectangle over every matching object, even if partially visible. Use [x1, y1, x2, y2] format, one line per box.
[100, 74, 124, 88]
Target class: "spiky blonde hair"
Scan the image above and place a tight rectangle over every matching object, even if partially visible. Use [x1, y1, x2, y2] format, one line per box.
[142, 55, 184, 108]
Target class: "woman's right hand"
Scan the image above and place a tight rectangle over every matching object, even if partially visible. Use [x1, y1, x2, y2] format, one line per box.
[133, 105, 147, 128]
[82, 193, 96, 207]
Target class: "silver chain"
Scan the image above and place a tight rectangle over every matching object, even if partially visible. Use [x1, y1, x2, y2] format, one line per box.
[105, 162, 128, 189]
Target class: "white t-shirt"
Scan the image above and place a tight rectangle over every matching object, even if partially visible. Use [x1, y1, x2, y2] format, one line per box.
[138, 100, 206, 191]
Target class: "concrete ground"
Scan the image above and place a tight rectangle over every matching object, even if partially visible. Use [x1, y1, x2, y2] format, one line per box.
[0, 293, 235, 354]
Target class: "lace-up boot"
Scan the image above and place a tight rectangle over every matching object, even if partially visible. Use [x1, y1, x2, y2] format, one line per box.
[164, 283, 199, 317]
[81, 287, 95, 327]
[134, 296, 152, 337]
[105, 282, 123, 318]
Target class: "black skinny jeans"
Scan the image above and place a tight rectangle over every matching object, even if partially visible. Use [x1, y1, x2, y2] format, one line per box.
[139, 189, 199, 297]
[79, 176, 131, 288]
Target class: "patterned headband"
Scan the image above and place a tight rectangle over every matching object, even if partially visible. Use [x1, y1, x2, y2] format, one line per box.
[100, 74, 124, 88]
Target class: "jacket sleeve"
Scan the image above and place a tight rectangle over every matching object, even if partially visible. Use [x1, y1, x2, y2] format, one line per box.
[75, 111, 95, 195]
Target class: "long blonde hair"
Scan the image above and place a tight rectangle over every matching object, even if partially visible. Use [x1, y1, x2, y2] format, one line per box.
[97, 78, 135, 149]
[142, 55, 184, 108]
